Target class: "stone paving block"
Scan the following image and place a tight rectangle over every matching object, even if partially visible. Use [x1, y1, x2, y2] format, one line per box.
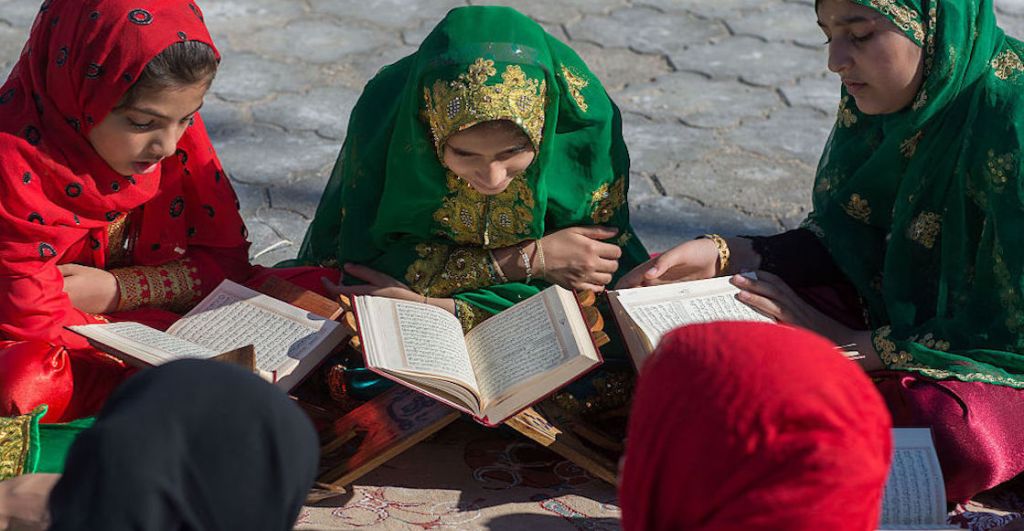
[622, 117, 722, 179]
[212, 125, 338, 185]
[469, 0, 626, 24]
[200, 0, 306, 36]
[211, 52, 318, 103]
[198, 96, 248, 137]
[231, 181, 270, 217]
[311, 0, 467, 29]
[251, 206, 313, 265]
[618, 72, 781, 128]
[995, 0, 1024, 17]
[654, 146, 813, 223]
[630, 196, 782, 252]
[246, 218, 295, 266]
[0, 0, 41, 28]
[268, 172, 333, 220]
[567, 6, 727, 55]
[636, 0, 783, 18]
[569, 41, 672, 93]
[998, 11, 1024, 39]
[252, 85, 360, 141]
[779, 75, 840, 115]
[726, 0, 826, 47]
[236, 18, 392, 64]
[672, 36, 827, 86]
[722, 106, 833, 167]
[0, 25, 25, 69]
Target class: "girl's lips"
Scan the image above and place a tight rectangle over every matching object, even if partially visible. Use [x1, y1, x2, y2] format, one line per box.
[843, 80, 867, 94]
[132, 161, 159, 174]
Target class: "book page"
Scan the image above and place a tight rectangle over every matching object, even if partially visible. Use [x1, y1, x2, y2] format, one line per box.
[466, 288, 576, 401]
[167, 280, 333, 373]
[356, 297, 479, 395]
[67, 322, 217, 365]
[394, 301, 477, 386]
[612, 274, 773, 349]
[879, 428, 948, 529]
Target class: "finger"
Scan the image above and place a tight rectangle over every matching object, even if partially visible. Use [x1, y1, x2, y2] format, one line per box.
[590, 272, 614, 287]
[644, 250, 685, 279]
[594, 241, 623, 260]
[320, 276, 343, 298]
[574, 225, 619, 240]
[614, 262, 651, 289]
[343, 263, 400, 287]
[574, 282, 607, 293]
[730, 274, 787, 301]
[734, 291, 785, 321]
[593, 257, 621, 275]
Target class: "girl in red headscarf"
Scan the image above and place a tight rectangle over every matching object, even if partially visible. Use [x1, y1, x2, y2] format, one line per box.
[0, 0, 264, 426]
[619, 322, 893, 531]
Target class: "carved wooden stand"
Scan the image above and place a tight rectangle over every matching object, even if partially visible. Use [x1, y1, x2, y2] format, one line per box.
[255, 277, 623, 494]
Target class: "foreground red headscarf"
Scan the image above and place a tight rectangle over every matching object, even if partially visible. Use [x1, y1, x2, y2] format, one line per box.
[619, 322, 893, 531]
[0, 0, 252, 421]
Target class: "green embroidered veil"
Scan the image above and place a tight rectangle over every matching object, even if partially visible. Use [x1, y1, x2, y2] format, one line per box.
[288, 6, 647, 329]
[806, 0, 1024, 387]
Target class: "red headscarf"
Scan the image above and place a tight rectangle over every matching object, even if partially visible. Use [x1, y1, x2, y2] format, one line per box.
[0, 0, 245, 277]
[619, 322, 893, 531]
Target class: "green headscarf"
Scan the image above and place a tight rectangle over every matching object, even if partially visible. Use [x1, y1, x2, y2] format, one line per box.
[806, 0, 1024, 386]
[288, 6, 647, 330]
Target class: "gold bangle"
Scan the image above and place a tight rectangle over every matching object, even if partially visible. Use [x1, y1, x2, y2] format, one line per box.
[535, 239, 546, 280]
[699, 234, 730, 274]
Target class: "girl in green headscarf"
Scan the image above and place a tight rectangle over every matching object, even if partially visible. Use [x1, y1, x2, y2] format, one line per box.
[619, 0, 1024, 502]
[284, 7, 647, 402]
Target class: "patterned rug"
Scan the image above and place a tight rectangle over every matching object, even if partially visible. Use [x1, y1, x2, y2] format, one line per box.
[297, 420, 1023, 531]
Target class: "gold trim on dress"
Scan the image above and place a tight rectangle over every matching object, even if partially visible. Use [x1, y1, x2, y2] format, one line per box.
[900, 130, 924, 159]
[423, 58, 547, 157]
[868, 0, 925, 44]
[433, 172, 535, 248]
[843, 193, 872, 223]
[837, 96, 858, 128]
[907, 211, 941, 249]
[0, 408, 38, 480]
[111, 258, 202, 313]
[560, 65, 589, 112]
[404, 243, 499, 298]
[590, 177, 626, 223]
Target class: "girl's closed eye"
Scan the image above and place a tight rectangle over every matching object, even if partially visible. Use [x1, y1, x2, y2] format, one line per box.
[852, 32, 874, 43]
[127, 117, 154, 130]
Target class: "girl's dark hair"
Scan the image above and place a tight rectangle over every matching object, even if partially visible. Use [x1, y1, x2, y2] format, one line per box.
[120, 41, 219, 106]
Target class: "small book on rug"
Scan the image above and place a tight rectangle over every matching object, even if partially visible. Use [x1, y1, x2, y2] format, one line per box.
[67, 279, 348, 391]
[607, 273, 773, 369]
[878, 428, 958, 530]
[353, 285, 602, 427]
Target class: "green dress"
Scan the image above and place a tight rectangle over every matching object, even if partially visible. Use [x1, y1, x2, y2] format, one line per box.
[806, 0, 1024, 387]
[284, 6, 648, 401]
[0, 406, 93, 480]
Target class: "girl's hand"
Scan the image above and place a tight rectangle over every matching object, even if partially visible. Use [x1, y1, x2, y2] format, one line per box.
[320, 264, 423, 303]
[539, 226, 622, 292]
[731, 271, 851, 344]
[59, 264, 120, 314]
[615, 238, 720, 289]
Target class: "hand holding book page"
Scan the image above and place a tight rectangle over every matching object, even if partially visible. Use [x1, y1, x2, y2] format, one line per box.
[608, 274, 774, 368]
[357, 285, 601, 425]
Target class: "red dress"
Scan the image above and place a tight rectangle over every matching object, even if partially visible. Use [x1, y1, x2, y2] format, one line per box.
[0, 0, 255, 422]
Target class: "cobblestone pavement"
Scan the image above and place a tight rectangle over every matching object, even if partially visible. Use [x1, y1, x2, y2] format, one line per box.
[2, 0, 1023, 261]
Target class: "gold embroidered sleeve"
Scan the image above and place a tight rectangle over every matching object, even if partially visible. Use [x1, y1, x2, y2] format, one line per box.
[111, 258, 202, 314]
[0, 407, 40, 480]
[404, 243, 501, 298]
[454, 299, 493, 333]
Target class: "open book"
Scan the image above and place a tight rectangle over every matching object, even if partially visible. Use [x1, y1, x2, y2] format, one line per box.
[68, 280, 348, 391]
[608, 274, 773, 369]
[354, 285, 602, 426]
[878, 428, 956, 530]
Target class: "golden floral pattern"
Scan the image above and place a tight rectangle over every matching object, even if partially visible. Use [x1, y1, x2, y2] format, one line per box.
[869, 0, 925, 44]
[900, 130, 924, 158]
[560, 65, 589, 112]
[991, 49, 1024, 80]
[106, 213, 132, 268]
[433, 172, 535, 248]
[985, 149, 1017, 193]
[405, 243, 498, 298]
[111, 258, 202, 313]
[843, 193, 872, 223]
[873, 326, 1024, 388]
[454, 299, 491, 333]
[590, 177, 626, 223]
[993, 242, 1024, 334]
[423, 58, 547, 157]
[837, 96, 858, 127]
[911, 90, 928, 111]
[0, 408, 37, 480]
[907, 211, 942, 249]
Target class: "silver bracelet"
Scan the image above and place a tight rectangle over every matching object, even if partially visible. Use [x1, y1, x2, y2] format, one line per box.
[517, 243, 533, 284]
